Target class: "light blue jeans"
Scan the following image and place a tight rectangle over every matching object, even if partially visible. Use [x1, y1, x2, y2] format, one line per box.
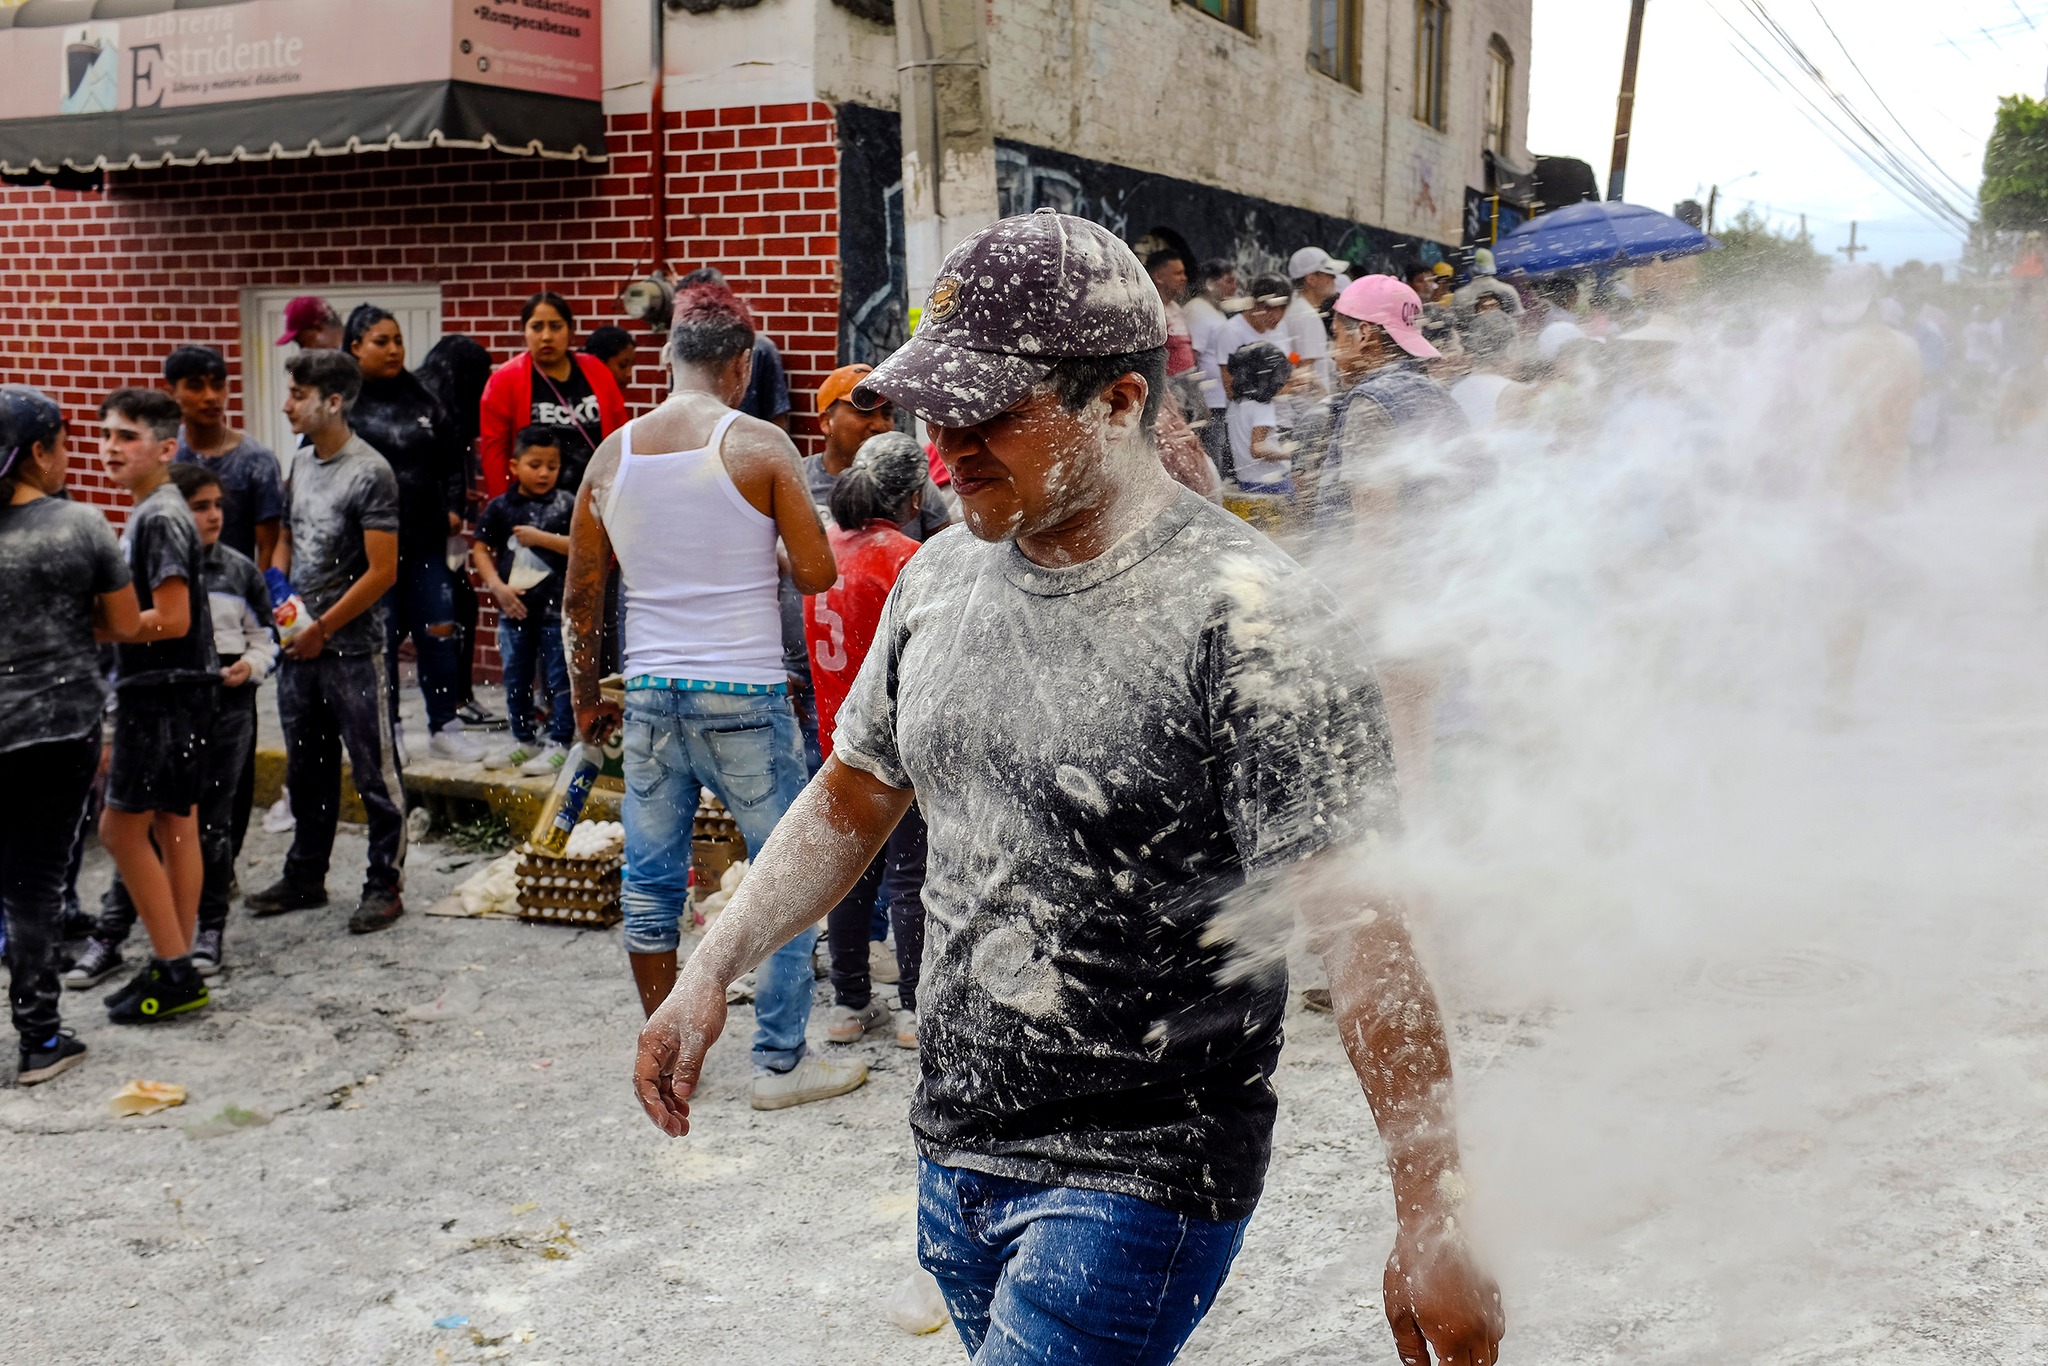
[619, 687, 814, 1071]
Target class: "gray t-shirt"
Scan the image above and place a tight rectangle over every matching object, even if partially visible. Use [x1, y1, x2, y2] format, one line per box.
[286, 434, 401, 656]
[802, 451, 951, 542]
[0, 496, 129, 754]
[115, 481, 216, 691]
[833, 486, 1400, 1221]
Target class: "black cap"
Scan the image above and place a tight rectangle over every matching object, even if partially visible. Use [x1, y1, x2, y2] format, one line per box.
[853, 208, 1168, 428]
[0, 385, 63, 478]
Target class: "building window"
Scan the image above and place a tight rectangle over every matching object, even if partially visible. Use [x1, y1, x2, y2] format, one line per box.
[1308, 0, 1362, 89]
[1414, 0, 1449, 129]
[1178, 0, 1251, 32]
[1485, 36, 1513, 154]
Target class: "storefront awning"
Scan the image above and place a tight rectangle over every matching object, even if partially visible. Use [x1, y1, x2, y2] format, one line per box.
[0, 0, 604, 175]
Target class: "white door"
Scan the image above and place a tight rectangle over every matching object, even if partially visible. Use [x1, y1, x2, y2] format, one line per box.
[240, 285, 444, 469]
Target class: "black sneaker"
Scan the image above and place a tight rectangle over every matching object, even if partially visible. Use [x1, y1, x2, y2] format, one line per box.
[348, 888, 404, 935]
[244, 878, 328, 917]
[61, 938, 124, 990]
[190, 928, 224, 978]
[60, 908, 96, 941]
[18, 1029, 87, 1086]
[456, 698, 503, 729]
[107, 961, 209, 1025]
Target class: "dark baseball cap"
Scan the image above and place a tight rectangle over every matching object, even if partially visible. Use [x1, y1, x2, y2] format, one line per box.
[0, 385, 65, 477]
[853, 208, 1167, 428]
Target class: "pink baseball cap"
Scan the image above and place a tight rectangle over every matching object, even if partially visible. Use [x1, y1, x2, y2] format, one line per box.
[1333, 275, 1439, 359]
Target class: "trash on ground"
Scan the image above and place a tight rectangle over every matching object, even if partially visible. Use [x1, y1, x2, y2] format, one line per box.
[433, 1313, 469, 1329]
[884, 1266, 950, 1335]
[183, 1104, 273, 1140]
[109, 1079, 187, 1117]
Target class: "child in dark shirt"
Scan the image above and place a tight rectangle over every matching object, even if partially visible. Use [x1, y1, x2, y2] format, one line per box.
[473, 426, 576, 774]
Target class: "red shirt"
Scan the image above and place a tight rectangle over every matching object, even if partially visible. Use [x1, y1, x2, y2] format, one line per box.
[804, 520, 921, 758]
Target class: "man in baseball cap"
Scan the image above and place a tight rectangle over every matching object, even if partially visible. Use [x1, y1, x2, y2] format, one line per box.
[276, 296, 341, 350]
[635, 210, 1503, 1366]
[807, 362, 950, 540]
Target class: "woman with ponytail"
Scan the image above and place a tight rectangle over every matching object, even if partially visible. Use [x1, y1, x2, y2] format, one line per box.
[806, 430, 933, 1051]
[0, 386, 141, 1084]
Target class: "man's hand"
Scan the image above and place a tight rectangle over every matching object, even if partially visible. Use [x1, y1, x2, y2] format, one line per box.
[488, 582, 527, 620]
[634, 971, 729, 1137]
[1384, 1216, 1504, 1366]
[220, 660, 253, 688]
[283, 619, 327, 661]
[577, 696, 622, 748]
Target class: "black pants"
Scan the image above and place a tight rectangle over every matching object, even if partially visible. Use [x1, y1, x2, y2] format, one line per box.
[825, 803, 929, 1012]
[94, 678, 260, 942]
[2, 735, 99, 1048]
[278, 653, 406, 896]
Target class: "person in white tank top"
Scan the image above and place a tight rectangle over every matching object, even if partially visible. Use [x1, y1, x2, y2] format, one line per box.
[562, 281, 861, 1113]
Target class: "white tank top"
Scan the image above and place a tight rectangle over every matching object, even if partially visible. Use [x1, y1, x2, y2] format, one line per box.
[603, 411, 785, 686]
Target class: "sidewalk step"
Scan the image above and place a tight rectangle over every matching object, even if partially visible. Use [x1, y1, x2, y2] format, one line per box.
[253, 747, 622, 832]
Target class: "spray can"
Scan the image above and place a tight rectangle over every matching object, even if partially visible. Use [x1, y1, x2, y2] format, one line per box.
[530, 741, 604, 854]
[264, 568, 312, 646]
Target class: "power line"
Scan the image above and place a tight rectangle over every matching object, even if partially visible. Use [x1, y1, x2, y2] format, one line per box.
[1805, 1, 1977, 204]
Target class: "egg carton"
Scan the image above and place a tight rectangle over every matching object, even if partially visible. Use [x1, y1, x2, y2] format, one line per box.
[515, 843, 623, 927]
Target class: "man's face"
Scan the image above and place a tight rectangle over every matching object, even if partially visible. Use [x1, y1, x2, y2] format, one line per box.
[823, 398, 895, 459]
[100, 415, 175, 492]
[1409, 272, 1436, 301]
[1206, 271, 1239, 302]
[298, 320, 343, 351]
[1303, 270, 1336, 306]
[1248, 297, 1288, 332]
[1331, 315, 1389, 380]
[185, 485, 225, 545]
[1150, 260, 1187, 305]
[283, 382, 340, 436]
[169, 374, 227, 429]
[929, 380, 1137, 544]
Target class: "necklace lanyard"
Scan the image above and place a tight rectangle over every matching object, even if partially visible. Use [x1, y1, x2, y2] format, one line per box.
[533, 358, 600, 454]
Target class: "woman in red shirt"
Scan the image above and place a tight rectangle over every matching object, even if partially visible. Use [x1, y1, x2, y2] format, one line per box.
[805, 431, 931, 1051]
[477, 291, 627, 499]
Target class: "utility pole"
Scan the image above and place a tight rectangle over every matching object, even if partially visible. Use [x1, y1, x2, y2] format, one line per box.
[1839, 221, 1866, 262]
[896, 0, 1000, 332]
[1706, 185, 1717, 235]
[1607, 0, 1649, 201]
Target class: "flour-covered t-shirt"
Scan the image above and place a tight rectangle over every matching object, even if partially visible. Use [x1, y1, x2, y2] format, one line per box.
[285, 434, 401, 656]
[0, 496, 129, 754]
[833, 486, 1400, 1221]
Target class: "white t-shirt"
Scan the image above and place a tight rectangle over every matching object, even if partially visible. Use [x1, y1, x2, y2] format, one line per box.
[1214, 314, 1293, 376]
[1226, 400, 1289, 488]
[1184, 296, 1230, 409]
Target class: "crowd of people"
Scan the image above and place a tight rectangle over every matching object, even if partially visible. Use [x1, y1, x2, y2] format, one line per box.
[6, 200, 2045, 1361]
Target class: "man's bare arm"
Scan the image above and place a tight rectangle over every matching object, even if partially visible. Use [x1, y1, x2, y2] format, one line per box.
[634, 757, 912, 1136]
[564, 447, 619, 744]
[1300, 858, 1504, 1366]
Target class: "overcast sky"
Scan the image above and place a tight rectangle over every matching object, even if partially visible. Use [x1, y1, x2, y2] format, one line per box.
[1526, 0, 2048, 267]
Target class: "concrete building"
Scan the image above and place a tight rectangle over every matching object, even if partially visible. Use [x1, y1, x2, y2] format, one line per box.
[0, 0, 1532, 510]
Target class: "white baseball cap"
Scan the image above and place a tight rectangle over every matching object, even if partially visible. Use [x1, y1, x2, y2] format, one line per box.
[1287, 247, 1349, 280]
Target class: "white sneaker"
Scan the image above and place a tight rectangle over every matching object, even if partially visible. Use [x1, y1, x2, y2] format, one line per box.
[519, 743, 568, 777]
[894, 1008, 918, 1050]
[870, 938, 901, 985]
[262, 792, 295, 833]
[748, 1056, 868, 1111]
[483, 740, 538, 770]
[825, 999, 892, 1044]
[429, 727, 487, 763]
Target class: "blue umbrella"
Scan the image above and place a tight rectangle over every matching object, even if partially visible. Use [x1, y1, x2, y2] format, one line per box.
[1491, 200, 1720, 276]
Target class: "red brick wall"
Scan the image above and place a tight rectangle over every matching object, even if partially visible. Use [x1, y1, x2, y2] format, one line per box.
[0, 100, 843, 681]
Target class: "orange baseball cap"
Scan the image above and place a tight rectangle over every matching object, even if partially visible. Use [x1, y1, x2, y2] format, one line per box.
[816, 363, 874, 413]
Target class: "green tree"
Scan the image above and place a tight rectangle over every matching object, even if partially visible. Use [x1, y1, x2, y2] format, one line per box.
[1979, 94, 2048, 232]
[1698, 206, 1826, 290]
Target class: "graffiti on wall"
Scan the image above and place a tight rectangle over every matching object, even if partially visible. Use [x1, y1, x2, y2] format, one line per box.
[836, 103, 1451, 366]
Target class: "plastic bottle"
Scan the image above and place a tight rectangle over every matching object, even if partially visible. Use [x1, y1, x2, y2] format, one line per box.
[530, 741, 603, 854]
[264, 568, 312, 645]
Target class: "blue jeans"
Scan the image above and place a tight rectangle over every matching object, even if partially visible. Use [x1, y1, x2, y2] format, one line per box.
[383, 552, 463, 734]
[918, 1160, 1251, 1365]
[619, 687, 811, 1070]
[497, 616, 573, 746]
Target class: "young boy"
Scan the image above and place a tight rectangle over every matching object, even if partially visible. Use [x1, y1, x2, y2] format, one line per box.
[96, 388, 217, 1024]
[242, 350, 405, 934]
[64, 465, 277, 987]
[473, 426, 576, 773]
[164, 345, 284, 570]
